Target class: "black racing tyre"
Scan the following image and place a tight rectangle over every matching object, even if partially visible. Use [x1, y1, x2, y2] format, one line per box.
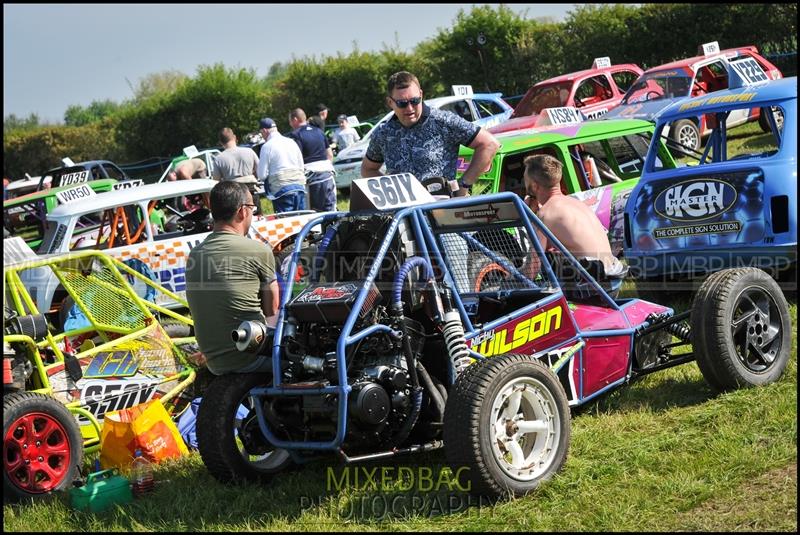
[196, 373, 293, 484]
[691, 268, 791, 392]
[443, 354, 570, 499]
[160, 317, 192, 338]
[688, 269, 738, 390]
[3, 392, 83, 501]
[469, 252, 512, 293]
[670, 119, 700, 154]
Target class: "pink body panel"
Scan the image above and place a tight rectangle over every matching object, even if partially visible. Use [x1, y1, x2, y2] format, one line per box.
[581, 335, 632, 397]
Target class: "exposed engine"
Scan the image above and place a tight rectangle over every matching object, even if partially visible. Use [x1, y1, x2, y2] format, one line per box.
[230, 214, 461, 453]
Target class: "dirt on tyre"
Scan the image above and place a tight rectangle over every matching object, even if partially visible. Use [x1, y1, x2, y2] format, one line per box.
[691, 268, 791, 392]
[3, 392, 83, 501]
[443, 354, 570, 499]
[196, 373, 293, 484]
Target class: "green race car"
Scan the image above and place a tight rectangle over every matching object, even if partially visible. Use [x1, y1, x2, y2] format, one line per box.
[3, 179, 118, 249]
[457, 116, 679, 255]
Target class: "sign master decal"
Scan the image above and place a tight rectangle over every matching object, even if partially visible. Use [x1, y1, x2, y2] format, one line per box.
[631, 170, 765, 248]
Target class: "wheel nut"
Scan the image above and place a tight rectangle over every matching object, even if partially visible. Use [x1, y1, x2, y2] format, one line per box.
[38, 456, 44, 462]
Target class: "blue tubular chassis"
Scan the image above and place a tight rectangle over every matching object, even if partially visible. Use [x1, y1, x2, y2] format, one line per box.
[248, 191, 649, 454]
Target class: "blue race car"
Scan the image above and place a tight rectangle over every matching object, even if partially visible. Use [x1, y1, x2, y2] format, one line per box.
[623, 76, 796, 286]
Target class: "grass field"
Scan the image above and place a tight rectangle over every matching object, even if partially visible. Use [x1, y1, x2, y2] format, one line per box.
[3, 296, 796, 532]
[5, 121, 796, 531]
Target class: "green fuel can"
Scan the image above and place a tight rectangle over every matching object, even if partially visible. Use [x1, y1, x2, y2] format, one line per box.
[70, 468, 133, 513]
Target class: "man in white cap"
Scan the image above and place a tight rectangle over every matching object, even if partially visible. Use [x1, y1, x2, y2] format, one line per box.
[256, 118, 307, 213]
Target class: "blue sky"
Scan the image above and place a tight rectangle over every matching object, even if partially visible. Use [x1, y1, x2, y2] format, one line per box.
[3, 3, 577, 123]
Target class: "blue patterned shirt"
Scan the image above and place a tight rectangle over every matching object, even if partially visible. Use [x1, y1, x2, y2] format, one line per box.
[365, 104, 480, 180]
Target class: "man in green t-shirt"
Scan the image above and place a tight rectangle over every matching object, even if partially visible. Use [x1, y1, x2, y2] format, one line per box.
[185, 181, 278, 375]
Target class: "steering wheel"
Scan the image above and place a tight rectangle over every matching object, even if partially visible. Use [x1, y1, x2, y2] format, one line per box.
[178, 207, 210, 223]
[420, 176, 452, 197]
[645, 91, 661, 101]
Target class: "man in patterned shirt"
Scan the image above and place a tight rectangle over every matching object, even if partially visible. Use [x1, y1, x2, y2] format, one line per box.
[361, 71, 500, 197]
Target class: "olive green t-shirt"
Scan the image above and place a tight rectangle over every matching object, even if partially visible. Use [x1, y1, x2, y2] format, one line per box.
[185, 231, 275, 374]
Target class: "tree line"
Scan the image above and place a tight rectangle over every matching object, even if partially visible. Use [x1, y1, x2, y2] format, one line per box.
[3, 3, 796, 180]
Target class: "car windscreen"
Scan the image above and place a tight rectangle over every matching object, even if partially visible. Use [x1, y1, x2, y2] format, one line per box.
[512, 82, 572, 118]
[651, 105, 784, 172]
[621, 71, 692, 104]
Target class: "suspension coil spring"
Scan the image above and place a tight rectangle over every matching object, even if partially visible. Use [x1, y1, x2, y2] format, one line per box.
[442, 312, 472, 376]
[664, 321, 692, 343]
[646, 313, 691, 343]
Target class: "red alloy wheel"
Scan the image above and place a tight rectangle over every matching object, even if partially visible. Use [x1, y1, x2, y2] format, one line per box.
[4, 411, 73, 494]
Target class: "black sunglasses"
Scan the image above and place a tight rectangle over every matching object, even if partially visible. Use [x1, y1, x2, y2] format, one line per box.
[390, 96, 422, 108]
[240, 203, 257, 210]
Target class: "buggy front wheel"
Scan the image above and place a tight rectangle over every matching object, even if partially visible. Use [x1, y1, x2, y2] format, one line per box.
[443, 354, 570, 499]
[3, 392, 83, 501]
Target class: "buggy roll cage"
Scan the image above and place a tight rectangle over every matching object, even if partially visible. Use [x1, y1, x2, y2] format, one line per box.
[248, 191, 642, 454]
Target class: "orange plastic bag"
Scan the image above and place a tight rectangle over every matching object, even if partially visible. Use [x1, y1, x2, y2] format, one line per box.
[100, 399, 188, 470]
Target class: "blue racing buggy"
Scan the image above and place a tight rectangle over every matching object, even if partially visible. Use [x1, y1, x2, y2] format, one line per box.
[196, 174, 792, 499]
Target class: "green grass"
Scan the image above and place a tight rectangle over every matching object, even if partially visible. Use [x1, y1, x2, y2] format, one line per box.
[4, 299, 796, 532]
[6, 125, 795, 530]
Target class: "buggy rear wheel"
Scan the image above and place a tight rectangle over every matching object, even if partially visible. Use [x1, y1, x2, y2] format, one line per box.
[691, 268, 791, 392]
[196, 373, 293, 484]
[3, 392, 83, 501]
[443, 354, 570, 499]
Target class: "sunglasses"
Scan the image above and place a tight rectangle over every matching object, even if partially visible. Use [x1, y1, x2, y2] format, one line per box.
[240, 203, 257, 210]
[390, 96, 422, 108]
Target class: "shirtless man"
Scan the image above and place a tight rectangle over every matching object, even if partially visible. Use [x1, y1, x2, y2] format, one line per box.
[523, 153, 624, 279]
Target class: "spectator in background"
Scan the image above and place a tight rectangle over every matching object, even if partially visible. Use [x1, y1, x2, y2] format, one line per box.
[308, 103, 329, 131]
[168, 158, 207, 181]
[256, 118, 307, 213]
[333, 114, 361, 151]
[522, 154, 624, 283]
[213, 127, 262, 213]
[168, 157, 209, 210]
[288, 108, 337, 212]
[213, 127, 259, 182]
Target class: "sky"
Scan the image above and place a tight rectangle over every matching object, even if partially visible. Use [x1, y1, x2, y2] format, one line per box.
[3, 3, 578, 123]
